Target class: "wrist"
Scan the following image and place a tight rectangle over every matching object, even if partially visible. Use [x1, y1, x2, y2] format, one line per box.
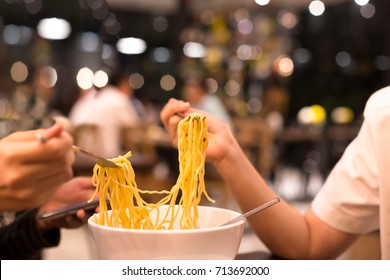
[37, 219, 53, 233]
[212, 136, 243, 173]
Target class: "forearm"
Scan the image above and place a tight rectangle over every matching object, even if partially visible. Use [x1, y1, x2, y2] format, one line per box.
[213, 139, 313, 259]
[160, 100, 353, 259]
[0, 209, 60, 260]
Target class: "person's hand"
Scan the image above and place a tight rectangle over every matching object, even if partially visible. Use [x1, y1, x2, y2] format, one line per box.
[160, 98, 237, 165]
[0, 124, 75, 211]
[37, 176, 97, 231]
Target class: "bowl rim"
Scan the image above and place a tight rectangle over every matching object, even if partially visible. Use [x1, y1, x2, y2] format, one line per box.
[88, 205, 246, 234]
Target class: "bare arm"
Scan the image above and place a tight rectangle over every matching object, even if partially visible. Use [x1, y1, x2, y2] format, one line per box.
[160, 98, 358, 259]
[214, 137, 358, 259]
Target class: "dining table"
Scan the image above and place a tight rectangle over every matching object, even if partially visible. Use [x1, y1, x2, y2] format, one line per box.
[235, 251, 282, 260]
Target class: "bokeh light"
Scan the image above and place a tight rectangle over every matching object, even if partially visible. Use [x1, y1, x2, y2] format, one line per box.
[354, 0, 370, 6]
[297, 105, 326, 125]
[331, 107, 354, 124]
[255, 0, 270, 6]
[129, 73, 145, 89]
[274, 55, 294, 77]
[277, 11, 298, 29]
[360, 3, 375, 19]
[183, 42, 206, 58]
[309, 1, 325, 16]
[93, 70, 109, 88]
[10, 61, 29, 83]
[335, 51, 352, 68]
[76, 67, 94, 90]
[39, 66, 58, 88]
[160, 75, 176, 91]
[205, 78, 218, 94]
[224, 80, 241, 97]
[37, 17, 71, 40]
[153, 16, 169, 32]
[116, 37, 147, 54]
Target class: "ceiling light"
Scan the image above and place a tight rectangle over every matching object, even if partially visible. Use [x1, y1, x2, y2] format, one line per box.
[255, 0, 270, 6]
[116, 37, 147, 55]
[183, 42, 206, 58]
[37, 17, 71, 40]
[354, 0, 370, 6]
[309, 1, 325, 16]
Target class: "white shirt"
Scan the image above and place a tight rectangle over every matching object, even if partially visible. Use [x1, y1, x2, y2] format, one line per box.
[312, 86, 390, 259]
[69, 86, 140, 158]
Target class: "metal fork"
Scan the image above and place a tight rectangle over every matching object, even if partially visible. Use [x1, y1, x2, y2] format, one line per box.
[175, 112, 187, 118]
[72, 145, 121, 168]
[36, 132, 120, 168]
[220, 197, 280, 226]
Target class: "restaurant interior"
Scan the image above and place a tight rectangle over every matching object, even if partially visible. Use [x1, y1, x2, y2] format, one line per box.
[1, 0, 389, 259]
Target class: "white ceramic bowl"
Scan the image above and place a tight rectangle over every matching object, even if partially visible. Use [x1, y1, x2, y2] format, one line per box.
[88, 205, 246, 260]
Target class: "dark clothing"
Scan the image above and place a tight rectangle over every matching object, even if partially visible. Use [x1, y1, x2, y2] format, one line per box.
[0, 209, 60, 260]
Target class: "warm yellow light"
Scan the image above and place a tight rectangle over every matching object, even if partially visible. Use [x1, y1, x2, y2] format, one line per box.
[39, 66, 57, 88]
[274, 55, 294, 77]
[311, 104, 326, 123]
[297, 105, 326, 125]
[331, 107, 354, 124]
[160, 75, 176, 91]
[10, 61, 28, 83]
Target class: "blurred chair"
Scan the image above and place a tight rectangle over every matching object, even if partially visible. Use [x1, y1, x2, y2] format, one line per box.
[232, 117, 274, 179]
[71, 124, 101, 176]
[121, 124, 159, 174]
[272, 125, 323, 200]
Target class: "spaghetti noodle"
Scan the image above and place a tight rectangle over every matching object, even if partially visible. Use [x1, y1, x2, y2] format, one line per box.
[89, 112, 214, 230]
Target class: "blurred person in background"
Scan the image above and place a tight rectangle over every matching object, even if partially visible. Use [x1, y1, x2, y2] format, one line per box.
[182, 77, 233, 128]
[137, 94, 161, 126]
[0, 124, 97, 259]
[69, 71, 141, 158]
[66, 86, 98, 131]
[160, 86, 390, 260]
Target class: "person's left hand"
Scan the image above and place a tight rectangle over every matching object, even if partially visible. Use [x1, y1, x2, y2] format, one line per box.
[37, 176, 97, 231]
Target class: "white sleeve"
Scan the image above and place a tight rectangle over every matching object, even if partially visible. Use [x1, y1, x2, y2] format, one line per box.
[311, 114, 380, 234]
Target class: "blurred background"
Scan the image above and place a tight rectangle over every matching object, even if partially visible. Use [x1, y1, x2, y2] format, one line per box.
[0, 0, 388, 259]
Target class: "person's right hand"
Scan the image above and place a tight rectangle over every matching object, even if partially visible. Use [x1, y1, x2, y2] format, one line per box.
[0, 124, 75, 211]
[160, 98, 238, 166]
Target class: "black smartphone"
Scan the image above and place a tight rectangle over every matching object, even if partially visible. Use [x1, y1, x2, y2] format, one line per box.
[37, 199, 100, 221]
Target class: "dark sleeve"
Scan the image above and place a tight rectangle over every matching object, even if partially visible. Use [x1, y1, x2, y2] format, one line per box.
[0, 209, 60, 260]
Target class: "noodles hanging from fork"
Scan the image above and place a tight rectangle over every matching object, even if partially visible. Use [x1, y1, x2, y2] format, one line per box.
[89, 112, 214, 230]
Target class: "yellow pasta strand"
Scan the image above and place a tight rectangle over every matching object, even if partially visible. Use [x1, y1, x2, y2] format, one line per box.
[89, 112, 214, 230]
